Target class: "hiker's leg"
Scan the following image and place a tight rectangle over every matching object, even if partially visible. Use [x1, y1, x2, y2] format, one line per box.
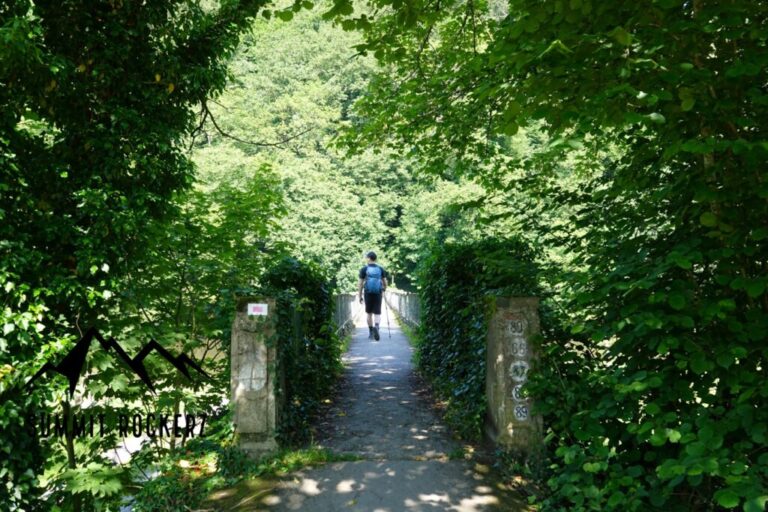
[372, 296, 382, 340]
[372, 295, 382, 325]
[368, 314, 374, 336]
[364, 295, 374, 338]
[364, 294, 373, 324]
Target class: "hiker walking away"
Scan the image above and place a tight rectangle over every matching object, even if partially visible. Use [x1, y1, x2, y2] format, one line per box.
[358, 251, 388, 341]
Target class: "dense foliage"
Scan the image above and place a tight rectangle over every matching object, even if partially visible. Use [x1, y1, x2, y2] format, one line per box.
[0, 1, 286, 509]
[261, 257, 343, 445]
[191, 7, 418, 290]
[330, 0, 768, 509]
[416, 239, 542, 440]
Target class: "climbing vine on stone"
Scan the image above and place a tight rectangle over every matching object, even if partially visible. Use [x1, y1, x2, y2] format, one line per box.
[261, 257, 343, 445]
[415, 239, 543, 441]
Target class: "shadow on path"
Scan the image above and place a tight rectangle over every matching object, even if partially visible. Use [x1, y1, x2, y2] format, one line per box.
[259, 315, 526, 511]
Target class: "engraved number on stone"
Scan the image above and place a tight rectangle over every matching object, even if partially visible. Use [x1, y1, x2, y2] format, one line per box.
[514, 405, 529, 421]
[507, 320, 524, 334]
[509, 361, 529, 382]
[511, 340, 527, 357]
[512, 384, 525, 402]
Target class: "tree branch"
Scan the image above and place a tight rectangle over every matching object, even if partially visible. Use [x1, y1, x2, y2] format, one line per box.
[201, 100, 313, 148]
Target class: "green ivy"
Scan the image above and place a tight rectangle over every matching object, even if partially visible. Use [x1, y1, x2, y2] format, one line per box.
[260, 257, 343, 445]
[415, 239, 543, 441]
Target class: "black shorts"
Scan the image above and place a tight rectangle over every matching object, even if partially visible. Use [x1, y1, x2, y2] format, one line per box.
[364, 292, 382, 314]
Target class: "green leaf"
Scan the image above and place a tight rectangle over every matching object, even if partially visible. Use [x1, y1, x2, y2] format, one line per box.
[672, 255, 692, 269]
[745, 280, 765, 298]
[647, 112, 666, 124]
[582, 461, 601, 473]
[645, 403, 661, 415]
[744, 496, 768, 512]
[610, 27, 632, 46]
[607, 491, 625, 507]
[689, 352, 709, 374]
[501, 122, 519, 136]
[668, 292, 686, 310]
[110, 374, 130, 392]
[700, 212, 718, 227]
[686, 441, 707, 457]
[717, 351, 734, 368]
[714, 489, 740, 509]
[650, 429, 667, 446]
[732, 346, 748, 358]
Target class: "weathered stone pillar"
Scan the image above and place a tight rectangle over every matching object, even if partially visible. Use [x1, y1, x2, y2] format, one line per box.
[486, 297, 541, 454]
[231, 297, 278, 457]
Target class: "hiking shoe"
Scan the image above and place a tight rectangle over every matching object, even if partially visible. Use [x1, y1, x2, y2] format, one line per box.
[373, 326, 380, 341]
[368, 328, 374, 339]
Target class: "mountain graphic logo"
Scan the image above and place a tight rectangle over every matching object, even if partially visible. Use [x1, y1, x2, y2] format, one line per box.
[25, 327, 211, 397]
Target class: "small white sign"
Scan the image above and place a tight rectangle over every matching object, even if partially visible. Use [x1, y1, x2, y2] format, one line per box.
[247, 303, 268, 316]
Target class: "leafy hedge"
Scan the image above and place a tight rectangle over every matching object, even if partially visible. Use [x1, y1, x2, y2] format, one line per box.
[261, 257, 343, 445]
[415, 239, 543, 440]
[526, 164, 768, 511]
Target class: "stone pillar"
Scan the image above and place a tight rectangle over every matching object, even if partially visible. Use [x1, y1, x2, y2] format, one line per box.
[231, 297, 278, 457]
[486, 297, 541, 454]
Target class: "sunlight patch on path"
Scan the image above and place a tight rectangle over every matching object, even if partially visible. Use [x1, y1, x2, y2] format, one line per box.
[261, 316, 526, 511]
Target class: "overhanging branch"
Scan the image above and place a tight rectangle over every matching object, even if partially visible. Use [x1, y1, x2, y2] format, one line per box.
[200, 100, 313, 148]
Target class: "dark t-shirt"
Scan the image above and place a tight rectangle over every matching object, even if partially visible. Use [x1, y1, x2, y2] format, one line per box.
[359, 263, 388, 285]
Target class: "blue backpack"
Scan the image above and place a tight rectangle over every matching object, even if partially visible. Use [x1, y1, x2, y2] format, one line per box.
[364, 265, 383, 294]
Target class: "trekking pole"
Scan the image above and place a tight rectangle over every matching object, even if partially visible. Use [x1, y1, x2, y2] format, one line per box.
[384, 290, 392, 339]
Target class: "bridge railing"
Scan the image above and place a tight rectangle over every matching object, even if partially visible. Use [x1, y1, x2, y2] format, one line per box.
[384, 288, 420, 327]
[333, 293, 363, 336]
